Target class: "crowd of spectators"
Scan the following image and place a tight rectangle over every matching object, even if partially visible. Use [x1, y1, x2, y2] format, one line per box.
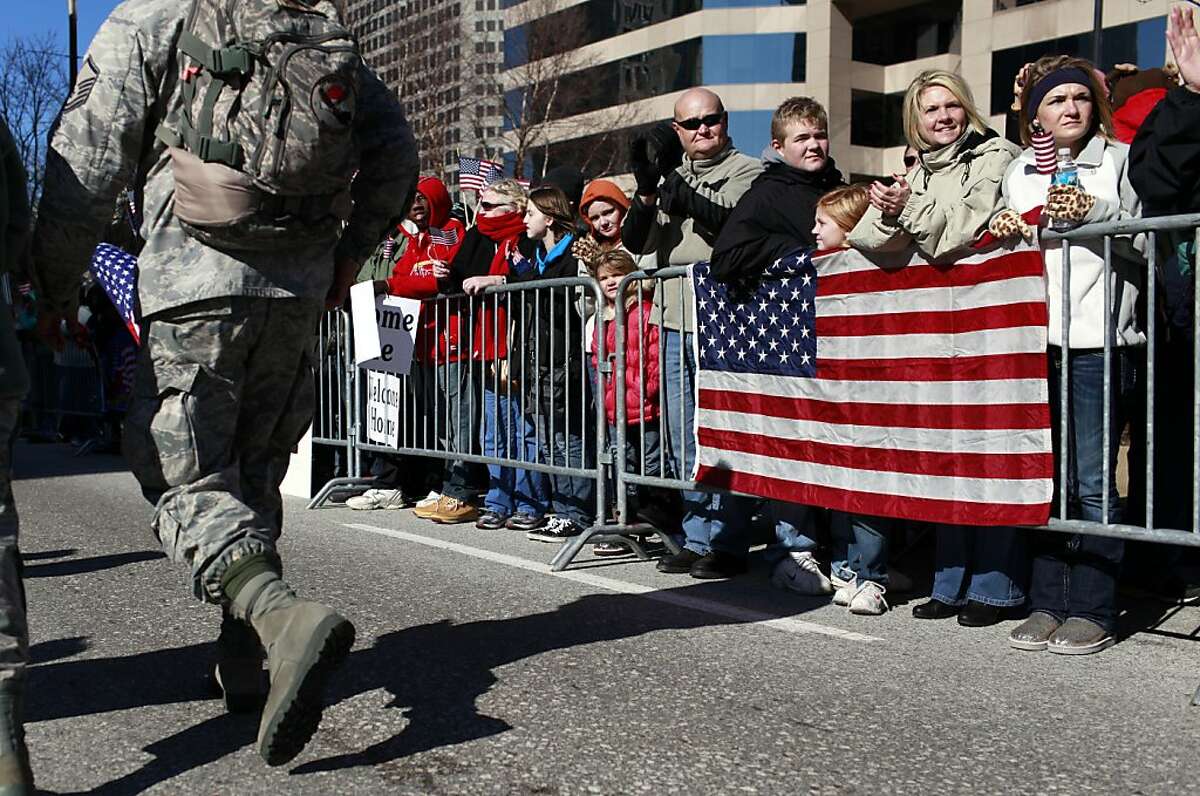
[340, 9, 1200, 656]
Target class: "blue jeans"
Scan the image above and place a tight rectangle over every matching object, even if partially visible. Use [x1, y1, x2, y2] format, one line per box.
[831, 512, 890, 586]
[662, 329, 741, 555]
[481, 386, 547, 518]
[537, 408, 595, 527]
[437, 360, 478, 502]
[931, 524, 1027, 607]
[1029, 348, 1136, 631]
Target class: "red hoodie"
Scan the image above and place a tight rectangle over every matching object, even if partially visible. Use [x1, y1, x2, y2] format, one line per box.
[591, 298, 660, 425]
[385, 177, 466, 363]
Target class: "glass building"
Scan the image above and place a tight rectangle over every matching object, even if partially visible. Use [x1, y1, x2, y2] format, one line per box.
[500, 0, 1171, 181]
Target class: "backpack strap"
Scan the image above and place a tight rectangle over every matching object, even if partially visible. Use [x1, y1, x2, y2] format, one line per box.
[155, 0, 247, 169]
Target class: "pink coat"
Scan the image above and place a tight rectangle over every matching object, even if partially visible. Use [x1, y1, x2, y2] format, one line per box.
[592, 299, 661, 426]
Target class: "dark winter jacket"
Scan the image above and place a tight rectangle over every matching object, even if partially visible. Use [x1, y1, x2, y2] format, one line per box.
[1130, 86, 1200, 339]
[709, 158, 844, 282]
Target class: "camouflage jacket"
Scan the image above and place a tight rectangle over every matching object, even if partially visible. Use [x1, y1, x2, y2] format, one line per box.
[32, 0, 418, 319]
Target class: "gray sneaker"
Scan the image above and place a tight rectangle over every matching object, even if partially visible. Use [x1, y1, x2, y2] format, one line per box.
[1047, 617, 1115, 656]
[1007, 611, 1062, 652]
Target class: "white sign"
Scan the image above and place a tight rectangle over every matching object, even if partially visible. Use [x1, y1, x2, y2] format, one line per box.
[350, 281, 421, 375]
[365, 370, 402, 448]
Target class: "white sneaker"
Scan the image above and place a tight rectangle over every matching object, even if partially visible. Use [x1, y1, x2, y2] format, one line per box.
[849, 581, 888, 616]
[415, 491, 441, 509]
[770, 551, 833, 595]
[831, 573, 856, 606]
[345, 488, 410, 511]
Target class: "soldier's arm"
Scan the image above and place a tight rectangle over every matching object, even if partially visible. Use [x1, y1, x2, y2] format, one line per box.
[32, 10, 169, 316]
[336, 66, 419, 268]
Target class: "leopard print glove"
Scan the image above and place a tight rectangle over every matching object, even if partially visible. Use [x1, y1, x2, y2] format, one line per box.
[571, 235, 603, 269]
[988, 209, 1032, 241]
[1045, 185, 1096, 223]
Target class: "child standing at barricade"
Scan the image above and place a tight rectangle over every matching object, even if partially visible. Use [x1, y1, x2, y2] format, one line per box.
[589, 250, 664, 554]
[811, 184, 904, 615]
[510, 186, 596, 542]
[697, 96, 845, 589]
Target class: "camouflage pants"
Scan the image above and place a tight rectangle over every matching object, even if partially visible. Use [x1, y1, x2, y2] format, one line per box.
[0, 300, 30, 686]
[124, 297, 322, 603]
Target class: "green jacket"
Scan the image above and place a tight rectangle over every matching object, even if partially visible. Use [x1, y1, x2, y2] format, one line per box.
[1, 116, 30, 397]
[1, 118, 29, 276]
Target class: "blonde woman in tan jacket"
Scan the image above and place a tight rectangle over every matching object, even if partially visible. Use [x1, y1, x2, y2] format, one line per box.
[849, 69, 1020, 261]
[845, 70, 1027, 625]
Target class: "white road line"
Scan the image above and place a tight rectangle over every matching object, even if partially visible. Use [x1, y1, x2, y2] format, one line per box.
[344, 522, 882, 644]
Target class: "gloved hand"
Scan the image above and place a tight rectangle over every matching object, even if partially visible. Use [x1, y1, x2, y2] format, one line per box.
[987, 209, 1033, 241]
[1045, 184, 1096, 223]
[649, 121, 684, 174]
[630, 137, 662, 196]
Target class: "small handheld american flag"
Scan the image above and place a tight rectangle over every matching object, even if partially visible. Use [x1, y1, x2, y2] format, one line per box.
[89, 243, 141, 346]
[1031, 123, 1057, 175]
[429, 226, 460, 246]
[458, 156, 504, 192]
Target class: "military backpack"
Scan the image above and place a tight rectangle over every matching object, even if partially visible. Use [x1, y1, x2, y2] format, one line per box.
[157, 0, 362, 251]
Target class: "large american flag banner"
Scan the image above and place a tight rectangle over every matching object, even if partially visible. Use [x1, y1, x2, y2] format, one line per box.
[458, 156, 504, 192]
[90, 243, 142, 345]
[692, 243, 1053, 526]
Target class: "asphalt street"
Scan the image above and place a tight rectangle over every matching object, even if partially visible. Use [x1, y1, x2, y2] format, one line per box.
[13, 441, 1200, 794]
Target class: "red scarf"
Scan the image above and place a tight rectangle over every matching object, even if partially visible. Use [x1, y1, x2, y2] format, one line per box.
[475, 211, 527, 276]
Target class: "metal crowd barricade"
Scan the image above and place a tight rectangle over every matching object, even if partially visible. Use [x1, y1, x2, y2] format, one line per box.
[307, 309, 365, 508]
[604, 215, 1200, 553]
[305, 276, 679, 570]
[1040, 213, 1200, 546]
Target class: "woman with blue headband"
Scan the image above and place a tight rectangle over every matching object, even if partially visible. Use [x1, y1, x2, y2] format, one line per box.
[994, 55, 1145, 657]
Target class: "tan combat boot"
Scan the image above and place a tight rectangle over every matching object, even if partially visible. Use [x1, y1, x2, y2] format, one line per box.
[213, 608, 267, 713]
[229, 568, 355, 766]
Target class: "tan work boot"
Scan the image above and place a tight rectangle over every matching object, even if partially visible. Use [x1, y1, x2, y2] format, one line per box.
[427, 496, 479, 524]
[229, 571, 355, 767]
[0, 689, 32, 795]
[412, 492, 446, 519]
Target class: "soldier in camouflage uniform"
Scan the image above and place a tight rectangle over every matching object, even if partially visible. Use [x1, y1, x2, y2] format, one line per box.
[0, 117, 34, 795]
[32, 0, 417, 767]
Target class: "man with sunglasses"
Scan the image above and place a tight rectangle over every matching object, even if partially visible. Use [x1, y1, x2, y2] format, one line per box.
[622, 87, 763, 581]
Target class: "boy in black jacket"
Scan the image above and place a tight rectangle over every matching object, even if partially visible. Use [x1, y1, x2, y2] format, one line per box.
[710, 97, 844, 283]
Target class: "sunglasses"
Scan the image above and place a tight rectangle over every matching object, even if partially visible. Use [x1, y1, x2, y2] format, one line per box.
[673, 112, 726, 131]
[479, 201, 511, 211]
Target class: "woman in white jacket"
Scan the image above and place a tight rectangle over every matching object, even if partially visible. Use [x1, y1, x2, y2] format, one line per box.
[990, 55, 1143, 656]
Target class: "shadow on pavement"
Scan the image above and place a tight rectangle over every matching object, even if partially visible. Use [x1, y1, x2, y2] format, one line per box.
[21, 549, 79, 562]
[30, 636, 90, 665]
[12, 441, 132, 481]
[294, 579, 822, 775]
[24, 550, 166, 579]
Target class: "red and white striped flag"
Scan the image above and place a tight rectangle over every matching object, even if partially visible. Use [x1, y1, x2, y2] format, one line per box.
[1032, 128, 1057, 175]
[691, 242, 1053, 526]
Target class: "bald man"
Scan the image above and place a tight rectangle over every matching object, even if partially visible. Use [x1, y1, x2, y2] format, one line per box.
[622, 87, 763, 581]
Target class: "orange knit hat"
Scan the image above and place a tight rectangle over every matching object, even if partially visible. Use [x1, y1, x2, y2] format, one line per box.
[579, 179, 631, 227]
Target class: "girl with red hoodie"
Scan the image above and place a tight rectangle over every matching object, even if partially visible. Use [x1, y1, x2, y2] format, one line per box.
[590, 250, 663, 527]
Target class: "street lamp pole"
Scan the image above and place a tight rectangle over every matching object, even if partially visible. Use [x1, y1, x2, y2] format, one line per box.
[1092, 0, 1103, 67]
[68, 0, 79, 86]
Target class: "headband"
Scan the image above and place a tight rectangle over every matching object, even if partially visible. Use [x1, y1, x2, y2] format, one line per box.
[1027, 67, 1095, 116]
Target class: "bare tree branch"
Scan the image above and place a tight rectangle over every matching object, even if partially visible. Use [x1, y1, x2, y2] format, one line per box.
[0, 32, 69, 207]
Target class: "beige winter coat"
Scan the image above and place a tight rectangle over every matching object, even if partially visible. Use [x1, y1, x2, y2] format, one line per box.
[849, 129, 1021, 262]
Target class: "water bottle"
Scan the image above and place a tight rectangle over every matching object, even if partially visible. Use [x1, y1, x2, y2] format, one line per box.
[1050, 147, 1079, 231]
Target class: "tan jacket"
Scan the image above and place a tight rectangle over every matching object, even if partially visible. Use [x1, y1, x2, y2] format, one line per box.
[850, 129, 1020, 262]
